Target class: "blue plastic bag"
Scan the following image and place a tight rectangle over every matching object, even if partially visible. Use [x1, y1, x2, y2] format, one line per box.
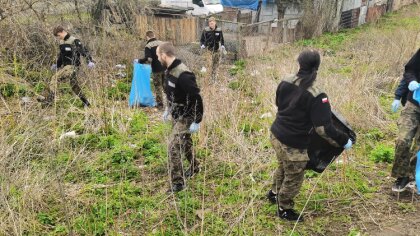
[416, 151, 420, 194]
[413, 89, 420, 104]
[129, 63, 155, 107]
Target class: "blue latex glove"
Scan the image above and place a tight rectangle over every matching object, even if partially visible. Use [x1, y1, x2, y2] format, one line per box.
[87, 61, 95, 69]
[51, 64, 57, 71]
[189, 122, 200, 133]
[408, 81, 420, 92]
[344, 139, 353, 150]
[162, 109, 169, 122]
[391, 99, 401, 113]
[200, 45, 205, 49]
[133, 59, 139, 64]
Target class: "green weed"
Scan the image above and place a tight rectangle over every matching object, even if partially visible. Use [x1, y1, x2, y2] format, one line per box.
[369, 144, 394, 163]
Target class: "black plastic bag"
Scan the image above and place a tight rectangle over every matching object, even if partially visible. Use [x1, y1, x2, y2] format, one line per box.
[306, 111, 357, 173]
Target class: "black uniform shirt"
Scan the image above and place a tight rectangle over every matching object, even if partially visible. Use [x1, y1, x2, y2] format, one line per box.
[271, 76, 349, 149]
[165, 59, 204, 123]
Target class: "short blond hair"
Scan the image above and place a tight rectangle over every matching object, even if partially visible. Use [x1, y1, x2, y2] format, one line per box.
[208, 16, 216, 22]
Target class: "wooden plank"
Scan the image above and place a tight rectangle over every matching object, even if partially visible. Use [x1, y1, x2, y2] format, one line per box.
[136, 15, 200, 45]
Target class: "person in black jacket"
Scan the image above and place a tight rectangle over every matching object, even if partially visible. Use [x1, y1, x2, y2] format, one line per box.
[134, 31, 165, 109]
[200, 17, 225, 81]
[390, 49, 420, 192]
[157, 42, 204, 193]
[40, 26, 94, 107]
[267, 49, 352, 222]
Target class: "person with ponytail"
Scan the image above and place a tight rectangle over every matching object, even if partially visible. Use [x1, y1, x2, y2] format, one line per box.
[267, 49, 353, 222]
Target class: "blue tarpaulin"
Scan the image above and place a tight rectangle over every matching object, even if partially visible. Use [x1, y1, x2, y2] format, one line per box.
[220, 0, 259, 10]
[129, 63, 155, 107]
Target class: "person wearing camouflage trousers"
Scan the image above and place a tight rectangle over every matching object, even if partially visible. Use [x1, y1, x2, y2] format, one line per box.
[200, 16, 225, 82]
[270, 134, 308, 211]
[391, 49, 420, 192]
[48, 65, 88, 106]
[135, 30, 165, 109]
[168, 118, 200, 187]
[391, 102, 420, 185]
[41, 26, 94, 107]
[268, 50, 352, 222]
[157, 42, 204, 193]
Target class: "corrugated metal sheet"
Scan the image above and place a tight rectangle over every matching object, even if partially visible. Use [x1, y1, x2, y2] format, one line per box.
[340, 8, 360, 28]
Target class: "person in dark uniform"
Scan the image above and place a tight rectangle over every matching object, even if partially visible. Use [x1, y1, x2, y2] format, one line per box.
[267, 49, 353, 222]
[134, 31, 165, 109]
[156, 42, 204, 193]
[200, 16, 225, 81]
[40, 26, 94, 107]
[390, 49, 420, 192]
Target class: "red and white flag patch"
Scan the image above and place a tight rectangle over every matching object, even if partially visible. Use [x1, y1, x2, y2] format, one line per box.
[322, 97, 329, 103]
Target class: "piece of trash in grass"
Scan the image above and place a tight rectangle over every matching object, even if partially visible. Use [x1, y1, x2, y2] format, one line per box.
[260, 113, 272, 119]
[60, 131, 77, 140]
[115, 72, 126, 78]
[21, 97, 31, 104]
[201, 67, 207, 73]
[115, 64, 126, 69]
[249, 174, 256, 182]
[196, 209, 211, 220]
[336, 156, 353, 164]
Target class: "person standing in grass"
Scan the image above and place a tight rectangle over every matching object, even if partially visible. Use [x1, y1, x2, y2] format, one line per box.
[156, 42, 203, 193]
[40, 26, 95, 107]
[267, 49, 353, 222]
[200, 16, 225, 81]
[390, 48, 420, 192]
[134, 30, 165, 109]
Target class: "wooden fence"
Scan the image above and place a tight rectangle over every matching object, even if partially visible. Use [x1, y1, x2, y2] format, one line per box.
[136, 15, 197, 45]
[135, 14, 302, 59]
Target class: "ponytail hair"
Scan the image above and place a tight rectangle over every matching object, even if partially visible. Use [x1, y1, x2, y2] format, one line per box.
[290, 49, 321, 107]
[296, 49, 321, 89]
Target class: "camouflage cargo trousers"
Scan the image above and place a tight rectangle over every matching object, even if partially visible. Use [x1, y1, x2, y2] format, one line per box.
[271, 133, 308, 210]
[152, 72, 164, 107]
[168, 118, 200, 185]
[203, 51, 220, 82]
[392, 102, 420, 179]
[46, 65, 89, 105]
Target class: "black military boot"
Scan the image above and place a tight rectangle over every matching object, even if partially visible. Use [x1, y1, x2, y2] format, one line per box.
[392, 177, 410, 192]
[167, 183, 185, 194]
[184, 166, 200, 179]
[277, 208, 304, 222]
[80, 97, 90, 107]
[267, 190, 277, 204]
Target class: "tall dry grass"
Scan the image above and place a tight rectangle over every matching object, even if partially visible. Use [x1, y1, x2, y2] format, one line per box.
[1, 2, 420, 235]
